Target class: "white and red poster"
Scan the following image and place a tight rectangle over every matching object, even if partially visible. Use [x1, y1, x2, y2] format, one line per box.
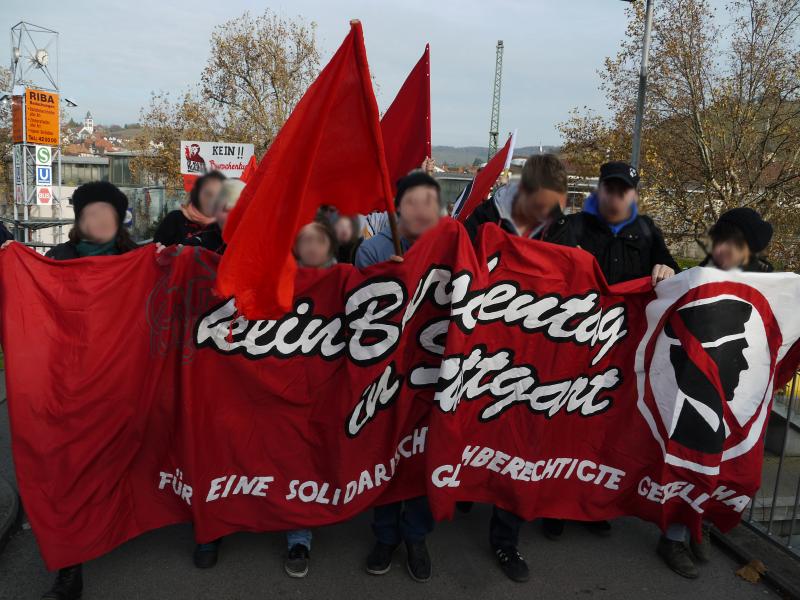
[2, 219, 800, 570]
[180, 141, 255, 177]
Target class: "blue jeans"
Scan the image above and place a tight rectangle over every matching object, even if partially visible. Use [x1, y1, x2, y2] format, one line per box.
[287, 529, 312, 550]
[372, 496, 434, 545]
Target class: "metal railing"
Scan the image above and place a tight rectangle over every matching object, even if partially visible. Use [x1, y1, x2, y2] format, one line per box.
[743, 374, 800, 557]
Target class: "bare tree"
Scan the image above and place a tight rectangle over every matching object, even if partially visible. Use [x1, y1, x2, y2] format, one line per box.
[560, 0, 800, 269]
[131, 9, 320, 193]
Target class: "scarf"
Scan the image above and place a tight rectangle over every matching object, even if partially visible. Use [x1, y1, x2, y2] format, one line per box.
[181, 203, 217, 227]
[75, 240, 119, 257]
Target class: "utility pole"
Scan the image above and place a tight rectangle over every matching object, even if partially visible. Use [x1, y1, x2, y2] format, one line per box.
[630, 0, 655, 169]
[488, 40, 504, 160]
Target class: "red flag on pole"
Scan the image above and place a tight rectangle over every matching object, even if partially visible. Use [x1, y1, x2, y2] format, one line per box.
[380, 45, 431, 191]
[217, 21, 395, 320]
[239, 154, 257, 183]
[456, 134, 514, 223]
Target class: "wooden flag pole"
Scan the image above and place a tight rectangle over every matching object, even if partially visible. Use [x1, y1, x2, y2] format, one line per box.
[387, 210, 403, 257]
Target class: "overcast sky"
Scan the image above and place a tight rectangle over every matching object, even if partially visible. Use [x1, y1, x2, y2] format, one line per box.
[2, 0, 722, 147]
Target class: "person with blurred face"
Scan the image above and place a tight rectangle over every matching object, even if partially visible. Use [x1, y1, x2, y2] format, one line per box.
[354, 171, 443, 269]
[154, 170, 226, 251]
[702, 207, 773, 273]
[563, 162, 680, 542]
[354, 172, 441, 584]
[463, 154, 577, 584]
[658, 207, 773, 580]
[464, 153, 575, 247]
[1, 181, 139, 600]
[570, 161, 680, 287]
[294, 221, 337, 269]
[272, 218, 339, 580]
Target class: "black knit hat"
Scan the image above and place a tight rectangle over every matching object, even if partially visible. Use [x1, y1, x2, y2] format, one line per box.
[715, 207, 773, 253]
[395, 171, 441, 210]
[71, 181, 128, 223]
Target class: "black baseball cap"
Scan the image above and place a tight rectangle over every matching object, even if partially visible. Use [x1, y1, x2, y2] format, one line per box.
[599, 161, 640, 189]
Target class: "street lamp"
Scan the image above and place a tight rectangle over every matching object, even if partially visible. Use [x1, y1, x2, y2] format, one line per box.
[622, 0, 655, 169]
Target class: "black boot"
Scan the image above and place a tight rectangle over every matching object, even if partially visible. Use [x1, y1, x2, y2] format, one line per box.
[42, 564, 83, 600]
[657, 536, 699, 579]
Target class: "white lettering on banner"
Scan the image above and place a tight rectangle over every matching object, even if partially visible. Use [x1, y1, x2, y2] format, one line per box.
[194, 263, 630, 432]
[445, 446, 625, 490]
[158, 468, 193, 505]
[347, 362, 403, 436]
[637, 477, 751, 514]
[206, 475, 274, 502]
[285, 427, 427, 506]
[409, 346, 620, 420]
[195, 265, 629, 367]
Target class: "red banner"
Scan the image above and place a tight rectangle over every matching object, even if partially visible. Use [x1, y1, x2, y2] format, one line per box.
[3, 219, 800, 570]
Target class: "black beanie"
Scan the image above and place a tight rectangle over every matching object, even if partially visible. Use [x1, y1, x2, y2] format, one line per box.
[72, 181, 128, 223]
[395, 171, 441, 210]
[716, 207, 773, 253]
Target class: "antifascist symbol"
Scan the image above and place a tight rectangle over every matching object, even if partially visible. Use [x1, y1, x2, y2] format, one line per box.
[636, 282, 779, 474]
[663, 299, 752, 454]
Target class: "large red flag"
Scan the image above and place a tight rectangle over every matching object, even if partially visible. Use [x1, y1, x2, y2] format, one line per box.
[380, 45, 431, 190]
[217, 21, 395, 319]
[456, 134, 513, 223]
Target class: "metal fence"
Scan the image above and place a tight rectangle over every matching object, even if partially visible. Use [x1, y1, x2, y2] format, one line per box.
[744, 374, 800, 557]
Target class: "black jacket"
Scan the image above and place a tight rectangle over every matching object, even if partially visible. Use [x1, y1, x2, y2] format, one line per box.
[154, 210, 223, 252]
[464, 183, 577, 248]
[0, 223, 12, 244]
[46, 242, 80, 260]
[567, 211, 680, 285]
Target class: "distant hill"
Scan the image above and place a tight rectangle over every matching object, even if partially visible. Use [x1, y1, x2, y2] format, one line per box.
[432, 145, 561, 167]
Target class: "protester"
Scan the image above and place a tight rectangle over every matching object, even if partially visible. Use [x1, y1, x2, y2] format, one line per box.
[464, 154, 577, 583]
[276, 218, 339, 578]
[568, 161, 679, 286]
[699, 207, 774, 273]
[2, 181, 138, 600]
[658, 207, 773, 579]
[333, 214, 361, 264]
[355, 171, 443, 583]
[355, 171, 442, 269]
[551, 161, 679, 541]
[186, 178, 245, 569]
[154, 171, 225, 251]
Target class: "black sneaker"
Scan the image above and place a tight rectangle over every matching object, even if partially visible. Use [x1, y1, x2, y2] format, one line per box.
[41, 564, 83, 600]
[690, 523, 712, 563]
[494, 546, 530, 582]
[284, 543, 310, 578]
[657, 536, 699, 579]
[542, 518, 564, 540]
[583, 520, 612, 537]
[366, 541, 398, 575]
[193, 539, 221, 569]
[405, 540, 431, 582]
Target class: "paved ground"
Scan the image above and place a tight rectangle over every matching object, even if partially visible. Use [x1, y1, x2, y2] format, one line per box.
[0, 380, 780, 600]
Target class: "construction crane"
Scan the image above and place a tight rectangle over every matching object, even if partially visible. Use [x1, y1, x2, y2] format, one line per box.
[488, 40, 504, 160]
